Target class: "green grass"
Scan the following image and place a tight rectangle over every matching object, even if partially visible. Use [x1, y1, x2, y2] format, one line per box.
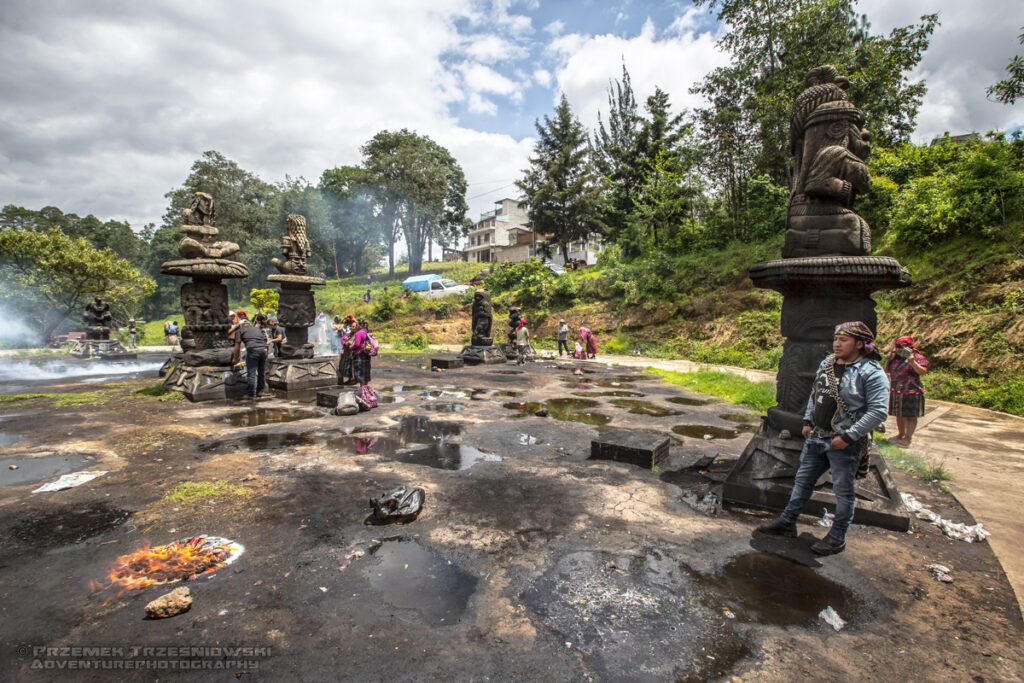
[875, 435, 952, 482]
[134, 382, 185, 402]
[164, 480, 249, 501]
[52, 390, 119, 407]
[649, 368, 776, 412]
[0, 393, 51, 403]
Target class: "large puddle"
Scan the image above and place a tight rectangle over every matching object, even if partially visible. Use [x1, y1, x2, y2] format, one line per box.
[572, 390, 645, 398]
[666, 396, 716, 406]
[503, 399, 612, 426]
[719, 413, 759, 423]
[672, 425, 744, 440]
[1, 453, 98, 486]
[365, 538, 478, 624]
[564, 378, 637, 389]
[220, 408, 320, 427]
[609, 399, 683, 417]
[421, 403, 465, 413]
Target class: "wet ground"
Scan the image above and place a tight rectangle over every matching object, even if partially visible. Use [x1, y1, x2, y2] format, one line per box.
[0, 353, 1021, 681]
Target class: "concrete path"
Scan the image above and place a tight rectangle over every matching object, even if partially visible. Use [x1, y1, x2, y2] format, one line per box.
[430, 345, 1024, 611]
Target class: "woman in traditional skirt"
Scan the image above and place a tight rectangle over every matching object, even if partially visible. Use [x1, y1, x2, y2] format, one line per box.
[349, 319, 371, 387]
[579, 326, 598, 359]
[885, 336, 928, 447]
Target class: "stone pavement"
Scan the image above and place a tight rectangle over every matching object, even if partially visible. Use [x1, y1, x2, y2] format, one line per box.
[433, 345, 1024, 611]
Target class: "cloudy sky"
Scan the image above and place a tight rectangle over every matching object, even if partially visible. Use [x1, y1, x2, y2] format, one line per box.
[0, 0, 1021, 231]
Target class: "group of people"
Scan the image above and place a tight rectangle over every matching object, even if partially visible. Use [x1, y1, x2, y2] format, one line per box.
[556, 320, 598, 359]
[227, 311, 284, 399]
[759, 322, 929, 556]
[330, 314, 378, 408]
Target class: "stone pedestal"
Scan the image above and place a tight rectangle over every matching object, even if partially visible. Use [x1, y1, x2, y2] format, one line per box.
[431, 356, 464, 370]
[500, 342, 537, 362]
[158, 352, 184, 377]
[69, 339, 136, 360]
[722, 255, 912, 530]
[591, 430, 670, 470]
[163, 364, 249, 402]
[459, 345, 507, 365]
[266, 356, 339, 392]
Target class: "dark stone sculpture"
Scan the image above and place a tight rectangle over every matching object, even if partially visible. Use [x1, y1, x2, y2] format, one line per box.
[70, 296, 135, 359]
[722, 65, 911, 530]
[264, 214, 338, 392]
[458, 288, 506, 365]
[500, 305, 535, 362]
[160, 192, 250, 401]
[471, 289, 493, 346]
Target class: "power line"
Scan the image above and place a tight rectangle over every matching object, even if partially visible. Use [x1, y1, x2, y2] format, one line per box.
[466, 182, 518, 201]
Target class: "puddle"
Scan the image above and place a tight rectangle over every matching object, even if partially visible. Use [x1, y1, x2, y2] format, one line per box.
[706, 553, 861, 627]
[421, 389, 483, 400]
[492, 390, 521, 397]
[220, 408, 320, 427]
[1, 453, 98, 486]
[391, 443, 500, 470]
[421, 403, 465, 413]
[380, 384, 426, 392]
[365, 538, 478, 624]
[666, 396, 716, 406]
[321, 435, 407, 455]
[199, 432, 317, 452]
[491, 370, 523, 375]
[719, 413, 759, 423]
[609, 399, 683, 417]
[9, 502, 131, 548]
[572, 390, 645, 398]
[399, 416, 462, 442]
[0, 432, 27, 447]
[503, 400, 612, 426]
[672, 425, 741, 440]
[378, 395, 406, 404]
[564, 378, 637, 389]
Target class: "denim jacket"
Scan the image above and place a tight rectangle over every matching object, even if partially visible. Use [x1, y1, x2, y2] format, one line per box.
[803, 354, 890, 442]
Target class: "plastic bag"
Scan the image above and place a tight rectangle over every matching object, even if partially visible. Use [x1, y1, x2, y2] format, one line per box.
[368, 486, 425, 524]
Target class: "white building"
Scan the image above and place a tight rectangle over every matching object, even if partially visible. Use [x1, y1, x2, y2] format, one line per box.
[465, 198, 530, 263]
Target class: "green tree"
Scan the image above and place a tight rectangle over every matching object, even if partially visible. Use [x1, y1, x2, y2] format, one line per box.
[0, 204, 149, 267]
[518, 95, 603, 263]
[0, 229, 155, 340]
[361, 130, 468, 275]
[319, 165, 388, 275]
[249, 288, 279, 314]
[987, 27, 1024, 105]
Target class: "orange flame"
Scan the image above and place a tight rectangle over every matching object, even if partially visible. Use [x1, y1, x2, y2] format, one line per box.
[92, 536, 234, 594]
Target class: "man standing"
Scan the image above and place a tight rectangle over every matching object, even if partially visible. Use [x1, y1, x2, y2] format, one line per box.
[556, 319, 569, 357]
[232, 316, 269, 400]
[127, 319, 138, 349]
[164, 320, 179, 348]
[266, 319, 284, 358]
[363, 288, 371, 304]
[758, 321, 889, 555]
[515, 318, 530, 366]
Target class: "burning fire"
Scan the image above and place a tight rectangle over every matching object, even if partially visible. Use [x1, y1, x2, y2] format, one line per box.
[92, 535, 244, 593]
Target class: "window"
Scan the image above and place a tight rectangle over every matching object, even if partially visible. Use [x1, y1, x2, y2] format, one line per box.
[430, 281, 443, 290]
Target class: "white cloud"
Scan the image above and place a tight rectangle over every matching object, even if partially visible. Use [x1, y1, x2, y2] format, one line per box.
[544, 19, 565, 35]
[459, 62, 521, 96]
[533, 68, 552, 87]
[857, 0, 1024, 141]
[463, 34, 527, 63]
[550, 17, 730, 130]
[468, 93, 498, 115]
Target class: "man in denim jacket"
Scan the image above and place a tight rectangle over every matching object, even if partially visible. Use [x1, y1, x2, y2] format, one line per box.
[758, 321, 890, 555]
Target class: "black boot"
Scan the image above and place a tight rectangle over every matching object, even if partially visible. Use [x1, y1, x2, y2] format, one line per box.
[757, 517, 797, 537]
[811, 534, 846, 556]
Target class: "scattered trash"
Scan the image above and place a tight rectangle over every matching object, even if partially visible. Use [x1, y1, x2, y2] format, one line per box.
[818, 606, 846, 631]
[92, 535, 244, 592]
[336, 543, 365, 572]
[368, 486, 425, 524]
[681, 491, 719, 515]
[703, 434, 713, 440]
[924, 563, 954, 583]
[818, 510, 835, 528]
[518, 434, 538, 446]
[900, 493, 990, 543]
[32, 470, 108, 493]
[145, 586, 192, 619]
[319, 586, 328, 592]
[722, 608, 736, 619]
[8, 464, 17, 470]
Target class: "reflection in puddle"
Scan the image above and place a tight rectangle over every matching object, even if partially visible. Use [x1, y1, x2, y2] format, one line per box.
[564, 378, 637, 389]
[609, 399, 683, 417]
[1, 453, 97, 486]
[707, 553, 861, 627]
[503, 400, 611, 426]
[365, 538, 478, 624]
[422, 402, 466, 413]
[672, 425, 741, 440]
[393, 443, 500, 470]
[572, 390, 645, 398]
[667, 396, 716, 406]
[380, 385, 426, 392]
[492, 390, 521, 397]
[220, 408, 319, 427]
[719, 413, 759, 423]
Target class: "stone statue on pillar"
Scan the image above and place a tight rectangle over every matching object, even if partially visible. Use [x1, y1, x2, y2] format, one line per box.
[458, 289, 506, 365]
[722, 65, 911, 531]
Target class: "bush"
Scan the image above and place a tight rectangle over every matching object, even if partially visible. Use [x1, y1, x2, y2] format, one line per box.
[370, 291, 401, 322]
[390, 332, 431, 351]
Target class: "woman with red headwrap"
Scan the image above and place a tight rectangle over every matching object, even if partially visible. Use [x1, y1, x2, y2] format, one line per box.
[579, 326, 598, 359]
[885, 336, 928, 447]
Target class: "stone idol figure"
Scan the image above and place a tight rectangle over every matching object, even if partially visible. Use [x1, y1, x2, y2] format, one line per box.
[471, 289, 493, 346]
[83, 296, 113, 339]
[783, 64, 873, 258]
[271, 214, 312, 276]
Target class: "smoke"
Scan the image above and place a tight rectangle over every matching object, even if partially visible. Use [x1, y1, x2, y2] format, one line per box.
[0, 359, 163, 382]
[0, 306, 39, 349]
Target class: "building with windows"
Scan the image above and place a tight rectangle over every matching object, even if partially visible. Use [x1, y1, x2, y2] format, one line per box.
[465, 198, 530, 263]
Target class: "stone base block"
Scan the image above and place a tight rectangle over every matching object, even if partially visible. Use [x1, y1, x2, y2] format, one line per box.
[266, 356, 340, 391]
[163, 364, 248, 402]
[69, 339, 137, 360]
[316, 387, 347, 408]
[722, 431, 909, 531]
[458, 345, 507, 365]
[431, 356, 464, 370]
[159, 352, 185, 378]
[590, 429, 670, 470]
[499, 342, 537, 361]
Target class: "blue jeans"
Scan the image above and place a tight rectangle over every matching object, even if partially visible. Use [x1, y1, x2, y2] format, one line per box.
[781, 434, 859, 541]
[246, 347, 267, 397]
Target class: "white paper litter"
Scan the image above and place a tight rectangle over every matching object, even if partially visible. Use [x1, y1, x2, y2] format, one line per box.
[32, 470, 108, 493]
[818, 606, 846, 631]
[818, 510, 835, 528]
[899, 493, 990, 543]
[924, 563, 954, 583]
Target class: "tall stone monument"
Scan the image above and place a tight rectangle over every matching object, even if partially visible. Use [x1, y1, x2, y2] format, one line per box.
[69, 296, 136, 360]
[264, 214, 339, 391]
[722, 65, 911, 530]
[160, 192, 249, 401]
[458, 289, 505, 364]
[500, 305, 536, 361]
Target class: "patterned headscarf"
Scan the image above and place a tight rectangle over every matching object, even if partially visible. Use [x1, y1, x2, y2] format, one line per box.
[517, 318, 528, 330]
[834, 321, 879, 359]
[895, 336, 915, 349]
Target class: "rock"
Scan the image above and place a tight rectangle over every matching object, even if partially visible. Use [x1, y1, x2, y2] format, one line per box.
[145, 586, 192, 619]
[535, 408, 549, 417]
